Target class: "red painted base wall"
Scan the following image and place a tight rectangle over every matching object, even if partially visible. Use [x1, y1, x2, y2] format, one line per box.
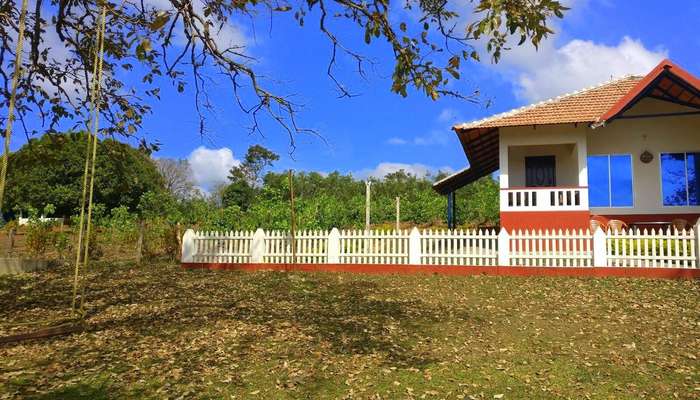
[500, 211, 590, 231]
[182, 263, 700, 280]
[501, 212, 700, 231]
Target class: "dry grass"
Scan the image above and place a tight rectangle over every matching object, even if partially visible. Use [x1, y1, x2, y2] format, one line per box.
[0, 262, 698, 399]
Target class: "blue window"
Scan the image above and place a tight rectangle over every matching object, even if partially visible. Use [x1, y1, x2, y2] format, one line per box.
[587, 154, 633, 207]
[661, 152, 700, 206]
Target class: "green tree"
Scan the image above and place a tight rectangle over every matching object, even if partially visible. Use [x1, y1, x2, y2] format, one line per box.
[221, 182, 255, 212]
[5, 132, 165, 217]
[456, 176, 499, 227]
[230, 145, 280, 186]
[222, 145, 279, 210]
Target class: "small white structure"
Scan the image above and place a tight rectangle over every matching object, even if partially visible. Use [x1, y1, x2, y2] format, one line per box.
[17, 216, 62, 226]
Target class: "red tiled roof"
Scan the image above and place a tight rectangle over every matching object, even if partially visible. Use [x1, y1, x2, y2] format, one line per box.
[453, 76, 643, 130]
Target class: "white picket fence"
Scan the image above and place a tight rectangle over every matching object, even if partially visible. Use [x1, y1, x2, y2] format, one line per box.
[182, 225, 700, 269]
[190, 231, 253, 263]
[509, 229, 593, 267]
[339, 229, 411, 264]
[264, 230, 329, 264]
[606, 227, 697, 268]
[420, 229, 498, 266]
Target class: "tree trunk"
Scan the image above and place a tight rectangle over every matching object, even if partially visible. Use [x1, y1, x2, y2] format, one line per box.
[8, 227, 15, 253]
[175, 222, 182, 261]
[136, 220, 144, 263]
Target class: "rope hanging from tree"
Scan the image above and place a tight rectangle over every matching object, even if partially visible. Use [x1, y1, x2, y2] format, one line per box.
[71, 3, 108, 317]
[0, 2, 109, 337]
[0, 0, 30, 216]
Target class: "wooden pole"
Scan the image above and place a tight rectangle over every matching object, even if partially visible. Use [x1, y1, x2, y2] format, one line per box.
[395, 196, 400, 232]
[136, 220, 144, 264]
[365, 180, 371, 230]
[8, 226, 15, 253]
[289, 170, 296, 264]
[175, 222, 182, 261]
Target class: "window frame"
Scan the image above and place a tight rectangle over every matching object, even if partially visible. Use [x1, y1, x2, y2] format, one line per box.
[659, 151, 700, 208]
[587, 153, 635, 208]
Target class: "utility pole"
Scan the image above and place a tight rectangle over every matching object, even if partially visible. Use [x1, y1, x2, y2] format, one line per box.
[289, 170, 296, 264]
[395, 196, 400, 231]
[365, 180, 371, 230]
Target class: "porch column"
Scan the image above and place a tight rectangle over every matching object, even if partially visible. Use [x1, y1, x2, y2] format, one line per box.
[576, 137, 588, 187]
[447, 191, 456, 230]
[499, 141, 509, 189]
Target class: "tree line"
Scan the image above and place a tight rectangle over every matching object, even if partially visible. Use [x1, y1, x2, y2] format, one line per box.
[4, 133, 499, 232]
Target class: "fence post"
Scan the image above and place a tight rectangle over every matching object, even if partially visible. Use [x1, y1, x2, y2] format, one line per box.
[251, 228, 266, 263]
[408, 227, 421, 265]
[497, 228, 510, 266]
[695, 222, 700, 269]
[327, 228, 340, 264]
[181, 229, 196, 263]
[593, 227, 607, 267]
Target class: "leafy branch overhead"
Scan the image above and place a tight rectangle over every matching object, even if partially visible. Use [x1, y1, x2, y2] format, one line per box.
[0, 0, 567, 146]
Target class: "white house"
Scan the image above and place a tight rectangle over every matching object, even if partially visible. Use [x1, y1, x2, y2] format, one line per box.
[434, 59, 700, 231]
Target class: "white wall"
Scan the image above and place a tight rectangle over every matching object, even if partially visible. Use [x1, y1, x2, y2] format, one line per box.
[499, 125, 588, 189]
[588, 97, 700, 215]
[497, 97, 700, 217]
[508, 143, 579, 187]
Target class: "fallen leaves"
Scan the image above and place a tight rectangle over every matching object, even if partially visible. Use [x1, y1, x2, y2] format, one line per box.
[0, 263, 698, 399]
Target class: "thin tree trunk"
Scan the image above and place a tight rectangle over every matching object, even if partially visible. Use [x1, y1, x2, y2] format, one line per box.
[395, 196, 400, 231]
[289, 170, 296, 265]
[8, 227, 15, 254]
[136, 220, 144, 263]
[175, 222, 182, 261]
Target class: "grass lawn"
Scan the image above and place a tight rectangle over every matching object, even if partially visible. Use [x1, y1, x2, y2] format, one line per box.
[1, 263, 698, 399]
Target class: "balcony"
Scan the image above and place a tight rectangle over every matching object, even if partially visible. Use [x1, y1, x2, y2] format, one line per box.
[500, 187, 589, 212]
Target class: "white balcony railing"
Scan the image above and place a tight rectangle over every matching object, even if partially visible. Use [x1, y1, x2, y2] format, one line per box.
[500, 187, 588, 212]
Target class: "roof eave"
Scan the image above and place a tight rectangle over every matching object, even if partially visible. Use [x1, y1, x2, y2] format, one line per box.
[597, 59, 700, 125]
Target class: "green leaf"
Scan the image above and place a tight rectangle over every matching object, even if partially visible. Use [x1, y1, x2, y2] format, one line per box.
[136, 38, 152, 60]
[141, 38, 152, 52]
[149, 11, 170, 31]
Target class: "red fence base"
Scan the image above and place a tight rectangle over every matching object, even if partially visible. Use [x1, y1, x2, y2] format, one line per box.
[181, 263, 700, 279]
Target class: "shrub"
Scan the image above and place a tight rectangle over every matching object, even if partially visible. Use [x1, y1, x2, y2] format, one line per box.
[24, 205, 58, 258]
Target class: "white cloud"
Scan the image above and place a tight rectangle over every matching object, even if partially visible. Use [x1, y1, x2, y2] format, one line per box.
[437, 108, 460, 124]
[499, 36, 667, 102]
[353, 162, 453, 180]
[389, 108, 461, 146]
[187, 146, 240, 191]
[387, 137, 408, 145]
[389, 130, 451, 147]
[142, 0, 247, 50]
[413, 129, 451, 146]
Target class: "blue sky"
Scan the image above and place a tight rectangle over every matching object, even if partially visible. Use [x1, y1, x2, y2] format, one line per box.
[10, 0, 700, 191]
